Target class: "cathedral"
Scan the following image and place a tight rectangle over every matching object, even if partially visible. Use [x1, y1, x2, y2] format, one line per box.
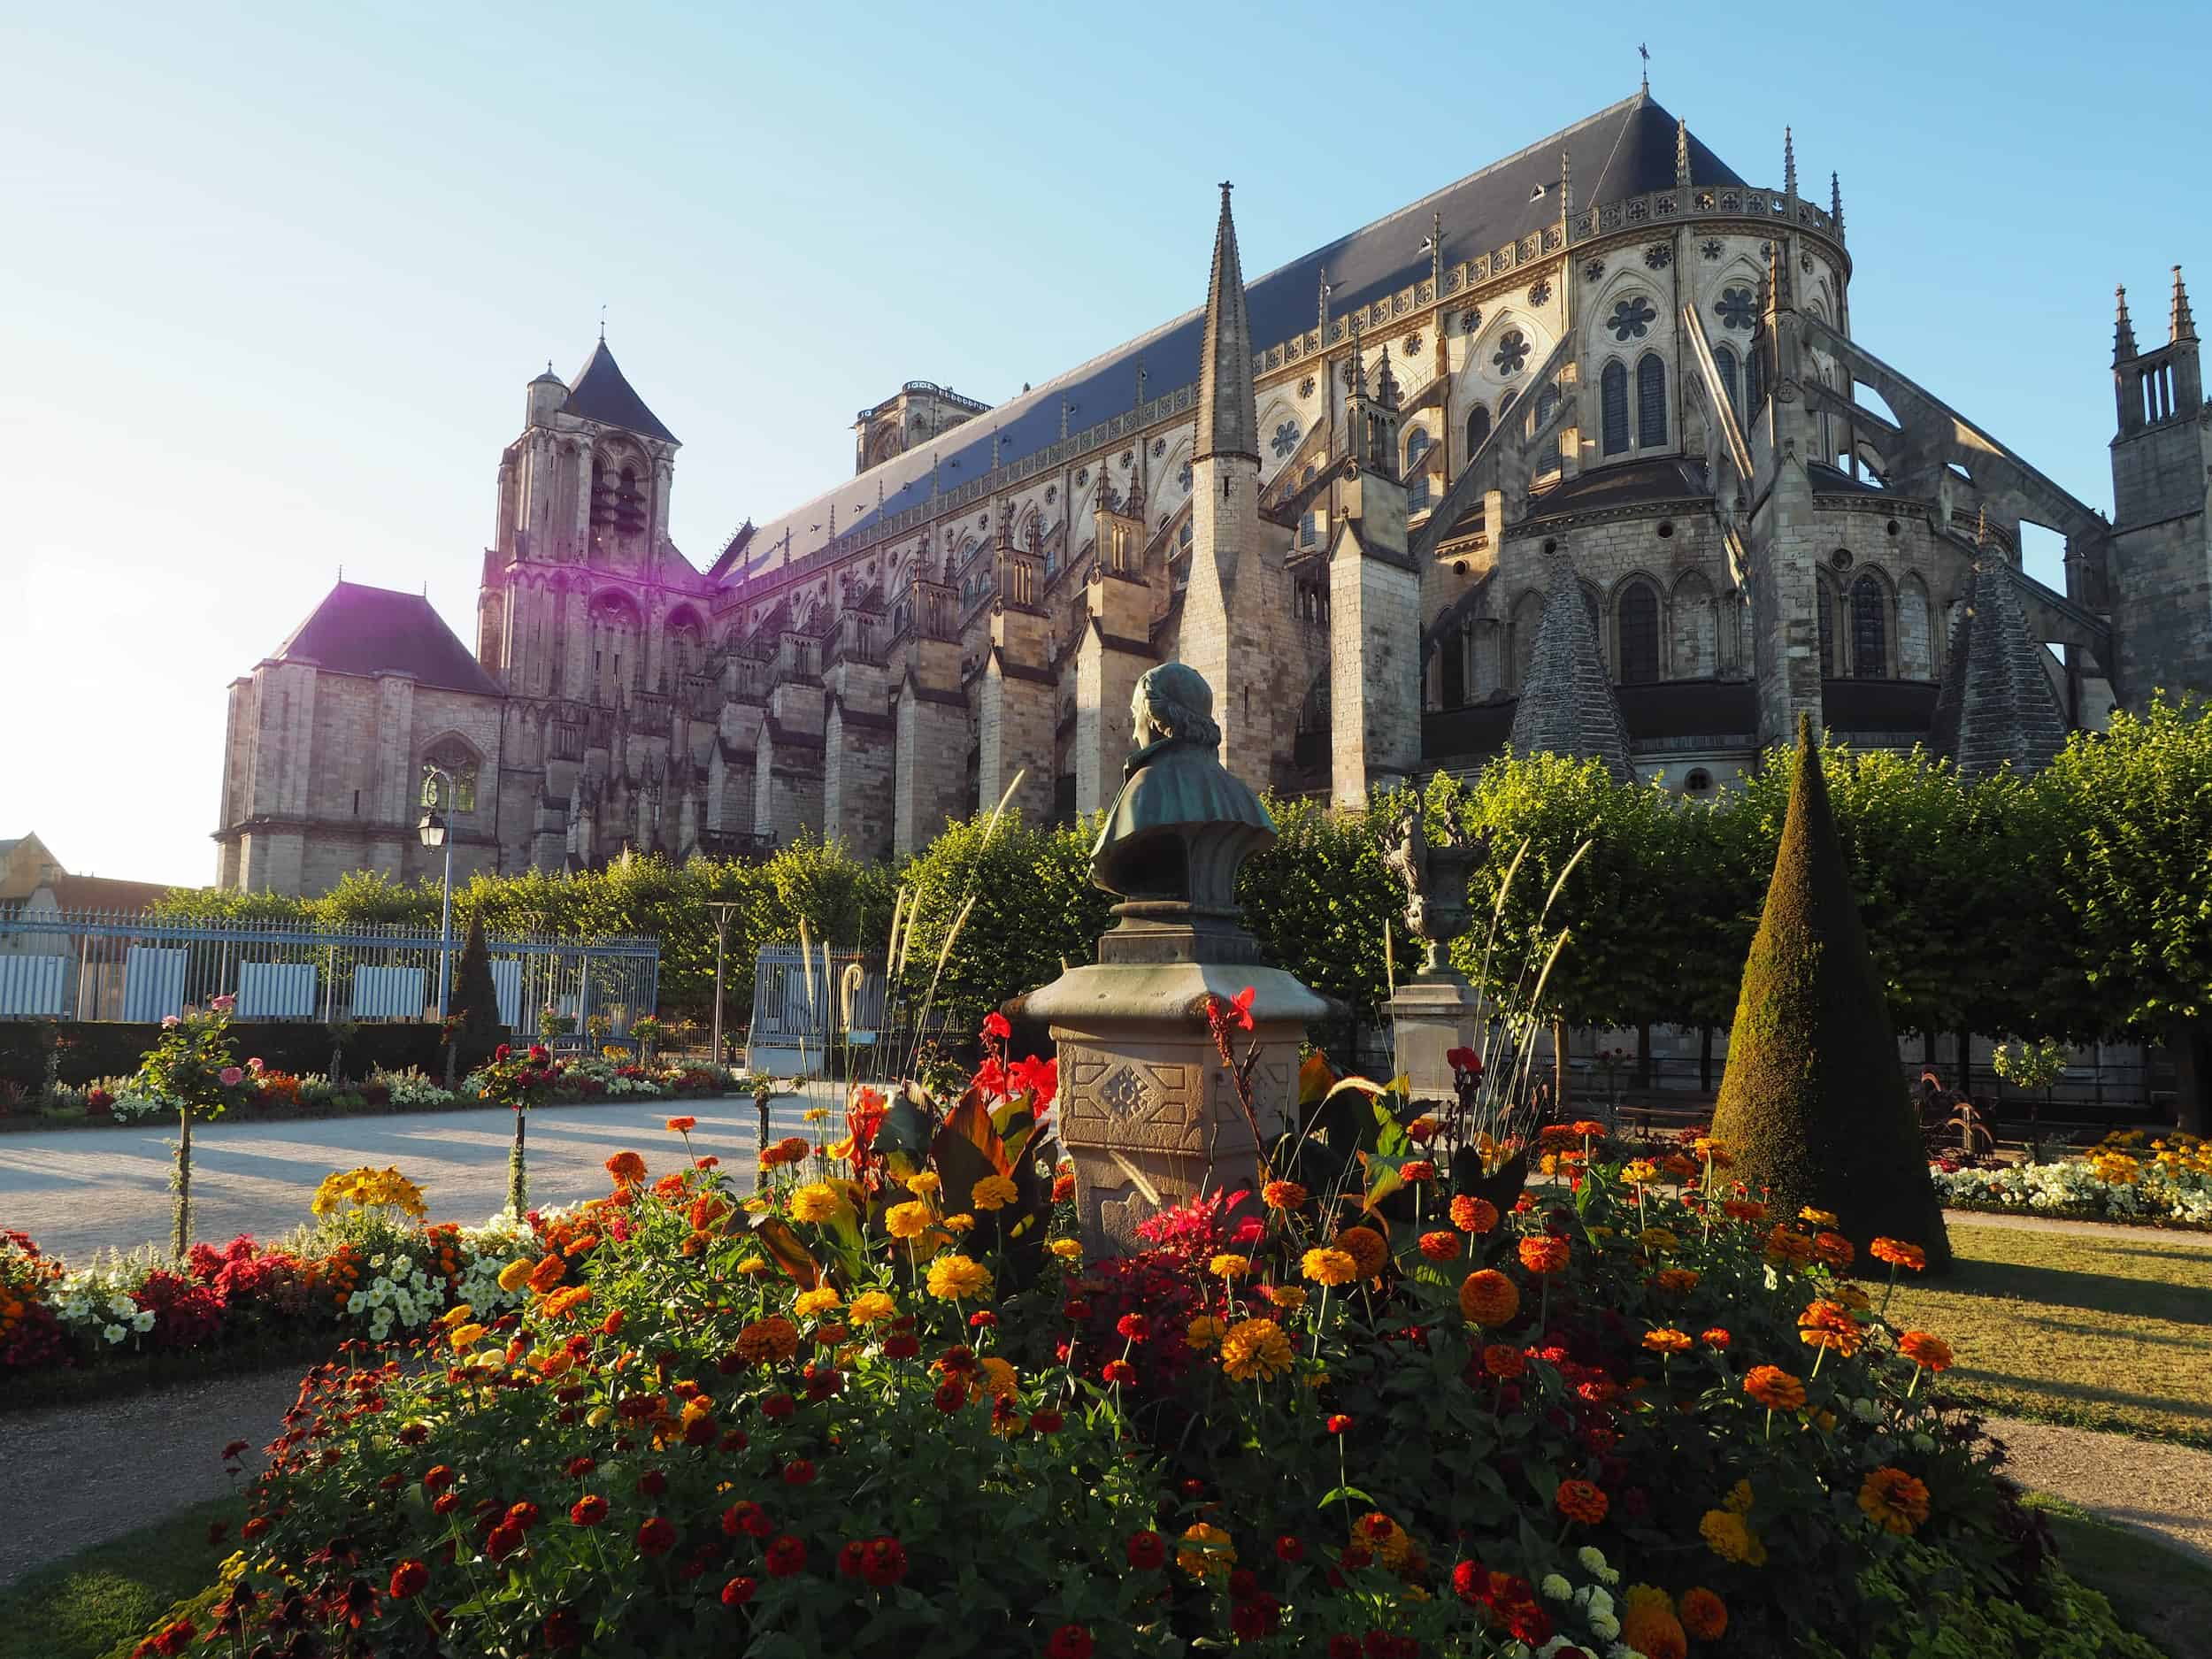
[214, 90, 2210, 895]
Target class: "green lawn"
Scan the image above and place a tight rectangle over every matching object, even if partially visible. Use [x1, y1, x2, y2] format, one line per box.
[1886, 1224, 2212, 1446]
[2028, 1494, 2212, 1659]
[0, 1499, 237, 1659]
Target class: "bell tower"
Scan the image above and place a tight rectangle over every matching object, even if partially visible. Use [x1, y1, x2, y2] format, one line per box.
[2107, 269, 2212, 705]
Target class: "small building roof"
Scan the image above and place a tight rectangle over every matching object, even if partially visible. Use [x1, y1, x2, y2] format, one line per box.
[268, 582, 505, 697]
[564, 340, 679, 444]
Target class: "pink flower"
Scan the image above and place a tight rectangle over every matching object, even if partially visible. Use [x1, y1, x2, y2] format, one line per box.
[209, 995, 235, 1013]
[219, 1066, 244, 1087]
[161, 1015, 181, 1030]
[247, 1058, 265, 1074]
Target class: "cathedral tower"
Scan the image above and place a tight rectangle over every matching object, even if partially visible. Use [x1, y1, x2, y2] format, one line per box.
[1181, 183, 1279, 793]
[2107, 269, 2212, 704]
[1328, 337, 1422, 804]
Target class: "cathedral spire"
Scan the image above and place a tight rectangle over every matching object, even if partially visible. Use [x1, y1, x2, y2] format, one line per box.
[2114, 285, 2139, 364]
[1932, 559, 2069, 782]
[1195, 180, 1258, 465]
[1674, 118, 1691, 190]
[1317, 265, 1331, 342]
[1783, 127, 1797, 201]
[1830, 171, 1843, 233]
[2173, 265, 2198, 342]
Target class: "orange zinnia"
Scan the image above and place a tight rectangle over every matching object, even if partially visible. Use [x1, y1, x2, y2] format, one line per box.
[1763, 1226, 1816, 1267]
[1797, 1301, 1863, 1356]
[1335, 1225, 1387, 1279]
[1417, 1230, 1460, 1262]
[1870, 1237, 1926, 1271]
[605, 1151, 647, 1187]
[1620, 1585, 1687, 1659]
[1517, 1235, 1571, 1275]
[1481, 1343, 1525, 1379]
[1261, 1179, 1308, 1212]
[1897, 1331, 1953, 1372]
[1678, 1586, 1728, 1640]
[1857, 1467, 1931, 1535]
[1555, 1479, 1609, 1525]
[1457, 1269, 1519, 1327]
[1641, 1327, 1693, 1355]
[733, 1316, 801, 1365]
[1449, 1194, 1500, 1234]
[1812, 1231, 1855, 1269]
[1742, 1364, 1805, 1412]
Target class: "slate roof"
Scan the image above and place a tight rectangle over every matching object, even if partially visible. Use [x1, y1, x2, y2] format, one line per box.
[1528, 457, 1711, 518]
[268, 582, 506, 697]
[565, 341, 679, 444]
[736, 92, 1744, 577]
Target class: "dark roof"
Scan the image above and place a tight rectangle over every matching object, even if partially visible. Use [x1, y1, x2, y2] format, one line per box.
[1808, 461, 1882, 495]
[564, 341, 679, 444]
[742, 92, 1744, 573]
[1617, 678, 1757, 741]
[1422, 697, 1520, 764]
[270, 582, 506, 697]
[1823, 677, 1940, 733]
[1528, 457, 1710, 518]
[45, 873, 172, 913]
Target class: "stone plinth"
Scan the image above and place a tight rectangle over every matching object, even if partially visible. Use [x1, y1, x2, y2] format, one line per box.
[1390, 972, 1482, 1105]
[1024, 962, 1327, 1256]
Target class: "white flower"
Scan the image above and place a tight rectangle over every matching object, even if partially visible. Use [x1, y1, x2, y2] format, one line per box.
[1587, 1609, 1621, 1639]
[133, 1310, 156, 1332]
[1576, 1545, 1609, 1575]
[1540, 1572, 1573, 1602]
[102, 1324, 127, 1343]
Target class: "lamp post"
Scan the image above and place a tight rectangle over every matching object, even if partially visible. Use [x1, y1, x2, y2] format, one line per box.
[706, 900, 741, 1068]
[419, 764, 457, 1021]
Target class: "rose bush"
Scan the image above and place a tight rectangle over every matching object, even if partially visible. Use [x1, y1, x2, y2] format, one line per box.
[127, 1023, 2157, 1659]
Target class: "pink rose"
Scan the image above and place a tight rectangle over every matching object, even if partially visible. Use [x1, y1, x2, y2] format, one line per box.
[219, 1066, 244, 1087]
[209, 995, 235, 1012]
[161, 1015, 181, 1029]
[247, 1057, 265, 1074]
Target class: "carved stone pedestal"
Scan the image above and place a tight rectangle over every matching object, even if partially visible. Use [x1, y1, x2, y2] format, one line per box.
[1025, 961, 1327, 1256]
[1389, 972, 1483, 1106]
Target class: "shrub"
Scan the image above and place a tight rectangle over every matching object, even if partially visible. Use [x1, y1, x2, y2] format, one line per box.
[449, 912, 504, 1072]
[1710, 720, 1950, 1269]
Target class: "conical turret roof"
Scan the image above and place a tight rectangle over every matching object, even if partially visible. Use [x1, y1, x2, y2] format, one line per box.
[1931, 559, 2069, 780]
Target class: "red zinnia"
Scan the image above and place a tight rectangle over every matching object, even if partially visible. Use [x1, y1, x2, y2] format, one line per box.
[764, 1534, 806, 1577]
[1045, 1625, 1095, 1659]
[636, 1517, 677, 1556]
[569, 1495, 609, 1526]
[721, 1576, 757, 1607]
[1276, 1534, 1304, 1562]
[1102, 1359, 1137, 1386]
[783, 1459, 815, 1486]
[485, 1522, 526, 1562]
[1326, 1414, 1355, 1435]
[1127, 1530, 1167, 1570]
[388, 1559, 428, 1599]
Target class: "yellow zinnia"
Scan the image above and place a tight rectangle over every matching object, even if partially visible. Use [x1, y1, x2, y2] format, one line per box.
[970, 1174, 1019, 1211]
[848, 1291, 895, 1325]
[925, 1254, 992, 1302]
[884, 1201, 931, 1240]
[788, 1183, 843, 1224]
[1301, 1248, 1358, 1288]
[793, 1287, 841, 1317]
[448, 1323, 488, 1351]
[1186, 1314, 1225, 1351]
[495, 1258, 534, 1293]
[1177, 1522, 1236, 1581]
[1207, 1252, 1251, 1279]
[1047, 1239, 1082, 1263]
[1218, 1317, 1294, 1383]
[905, 1171, 942, 1197]
[976, 1356, 1018, 1400]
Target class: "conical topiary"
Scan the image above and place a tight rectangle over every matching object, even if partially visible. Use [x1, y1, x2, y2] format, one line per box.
[451, 914, 504, 1074]
[1709, 718, 1951, 1271]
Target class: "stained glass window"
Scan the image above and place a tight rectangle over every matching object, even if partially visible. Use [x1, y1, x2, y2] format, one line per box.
[1617, 582, 1660, 685]
[1533, 383, 1561, 480]
[1492, 330, 1530, 377]
[1852, 575, 1888, 679]
[1717, 287, 1757, 330]
[1601, 361, 1630, 456]
[1637, 354, 1668, 447]
[1608, 296, 1657, 341]
[1466, 403, 1491, 455]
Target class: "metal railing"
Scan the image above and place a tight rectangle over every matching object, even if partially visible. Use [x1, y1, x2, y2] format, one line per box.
[0, 908, 659, 1030]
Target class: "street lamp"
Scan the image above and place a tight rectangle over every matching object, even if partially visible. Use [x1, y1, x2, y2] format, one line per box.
[419, 763, 457, 1021]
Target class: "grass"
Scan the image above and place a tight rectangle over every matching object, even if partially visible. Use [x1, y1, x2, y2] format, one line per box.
[1886, 1223, 2212, 1446]
[0, 1499, 237, 1659]
[2027, 1494, 2212, 1659]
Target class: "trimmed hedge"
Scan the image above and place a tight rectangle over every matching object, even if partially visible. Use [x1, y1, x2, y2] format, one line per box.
[0, 1020, 445, 1089]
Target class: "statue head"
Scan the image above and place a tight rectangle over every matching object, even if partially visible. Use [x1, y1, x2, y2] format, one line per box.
[1129, 662, 1222, 751]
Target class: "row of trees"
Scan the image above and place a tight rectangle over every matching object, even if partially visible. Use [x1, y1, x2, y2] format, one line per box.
[156, 700, 2212, 1121]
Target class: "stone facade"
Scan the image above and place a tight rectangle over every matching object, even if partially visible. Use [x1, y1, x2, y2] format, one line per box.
[214, 96, 2208, 895]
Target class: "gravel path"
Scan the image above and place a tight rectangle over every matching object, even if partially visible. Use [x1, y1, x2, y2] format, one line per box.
[1943, 1209, 2212, 1248]
[1988, 1416, 2212, 1567]
[0, 1366, 305, 1587]
[0, 1088, 837, 1260]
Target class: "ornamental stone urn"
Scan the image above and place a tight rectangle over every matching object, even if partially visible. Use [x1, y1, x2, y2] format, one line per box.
[1018, 663, 1328, 1256]
[1383, 803, 1490, 1105]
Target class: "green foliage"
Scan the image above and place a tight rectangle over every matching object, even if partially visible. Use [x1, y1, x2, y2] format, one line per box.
[1236, 792, 1412, 1036]
[0, 1497, 237, 1659]
[895, 810, 1111, 1028]
[1710, 721, 1951, 1266]
[449, 913, 502, 1071]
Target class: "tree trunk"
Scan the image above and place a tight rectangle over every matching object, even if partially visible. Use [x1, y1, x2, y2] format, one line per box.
[444, 1043, 458, 1092]
[1553, 1017, 1570, 1113]
[507, 1110, 528, 1217]
[2170, 1019, 2211, 1136]
[1633, 1020, 1652, 1089]
[1699, 1025, 1715, 1094]
[173, 1107, 192, 1258]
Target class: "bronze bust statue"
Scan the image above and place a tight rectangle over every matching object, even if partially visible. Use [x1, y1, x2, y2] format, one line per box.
[1089, 664, 1274, 957]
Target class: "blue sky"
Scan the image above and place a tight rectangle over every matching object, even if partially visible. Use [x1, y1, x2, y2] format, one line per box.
[4, 1, 2203, 886]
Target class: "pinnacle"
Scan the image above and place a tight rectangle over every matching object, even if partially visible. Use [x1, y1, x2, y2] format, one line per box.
[2115, 284, 2139, 365]
[2173, 265, 2197, 342]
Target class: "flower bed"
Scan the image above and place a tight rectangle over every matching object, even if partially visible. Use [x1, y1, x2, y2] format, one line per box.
[1932, 1134, 2212, 1230]
[2, 1056, 756, 1132]
[112, 1047, 2161, 1659]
